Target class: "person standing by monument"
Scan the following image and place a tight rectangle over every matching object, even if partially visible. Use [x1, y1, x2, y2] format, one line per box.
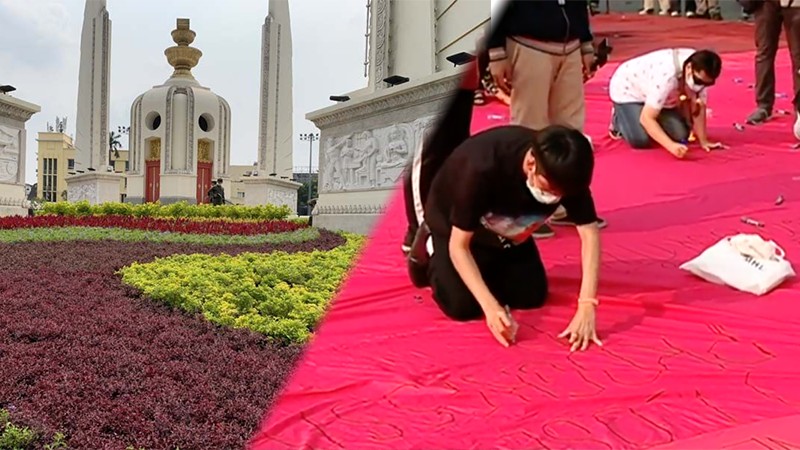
[207, 180, 224, 206]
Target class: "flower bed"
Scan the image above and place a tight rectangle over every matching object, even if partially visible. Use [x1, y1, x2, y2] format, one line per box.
[120, 234, 364, 344]
[0, 226, 317, 246]
[40, 200, 291, 221]
[0, 215, 304, 235]
[0, 225, 360, 448]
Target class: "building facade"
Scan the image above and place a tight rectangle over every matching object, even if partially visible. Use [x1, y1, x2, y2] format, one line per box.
[37, 131, 128, 203]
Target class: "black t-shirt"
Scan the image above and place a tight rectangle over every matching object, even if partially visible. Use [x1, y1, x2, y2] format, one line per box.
[424, 125, 598, 249]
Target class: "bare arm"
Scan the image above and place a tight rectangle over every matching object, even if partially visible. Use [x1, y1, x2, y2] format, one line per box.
[692, 101, 709, 144]
[448, 227, 500, 312]
[639, 105, 678, 150]
[576, 222, 601, 302]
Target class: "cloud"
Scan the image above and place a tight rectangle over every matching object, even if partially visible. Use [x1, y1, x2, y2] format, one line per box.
[0, 0, 77, 69]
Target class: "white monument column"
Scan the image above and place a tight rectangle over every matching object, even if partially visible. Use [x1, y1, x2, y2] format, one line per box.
[244, 0, 301, 212]
[308, 0, 489, 234]
[67, 0, 122, 204]
[0, 93, 40, 217]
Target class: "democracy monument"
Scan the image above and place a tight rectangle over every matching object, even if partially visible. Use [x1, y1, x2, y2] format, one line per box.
[66, 0, 299, 210]
[309, 0, 490, 233]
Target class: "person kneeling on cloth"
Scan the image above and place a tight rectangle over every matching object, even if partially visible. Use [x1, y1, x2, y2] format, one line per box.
[408, 124, 602, 350]
[607, 48, 724, 158]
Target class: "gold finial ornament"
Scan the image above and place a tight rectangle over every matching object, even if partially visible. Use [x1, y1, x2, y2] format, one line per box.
[164, 18, 203, 78]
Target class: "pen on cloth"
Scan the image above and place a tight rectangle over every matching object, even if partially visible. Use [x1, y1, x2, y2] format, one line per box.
[505, 305, 517, 344]
[741, 216, 765, 228]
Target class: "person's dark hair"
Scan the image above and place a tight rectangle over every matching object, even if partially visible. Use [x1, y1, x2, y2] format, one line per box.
[684, 49, 722, 79]
[217, 178, 223, 184]
[530, 125, 594, 196]
[211, 180, 217, 185]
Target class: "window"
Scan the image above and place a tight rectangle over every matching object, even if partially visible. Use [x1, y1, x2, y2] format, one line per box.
[42, 158, 58, 202]
[125, 161, 130, 172]
[68, 159, 75, 170]
[237, 191, 245, 198]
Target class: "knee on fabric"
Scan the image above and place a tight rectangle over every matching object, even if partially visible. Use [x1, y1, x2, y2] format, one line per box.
[661, 118, 690, 143]
[511, 280, 549, 311]
[625, 133, 652, 150]
[440, 301, 484, 322]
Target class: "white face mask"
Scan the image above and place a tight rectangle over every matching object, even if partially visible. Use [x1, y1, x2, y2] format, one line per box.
[685, 76, 704, 93]
[527, 181, 561, 204]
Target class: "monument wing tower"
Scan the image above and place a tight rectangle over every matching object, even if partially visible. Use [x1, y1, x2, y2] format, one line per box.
[74, 0, 111, 172]
[257, 0, 294, 179]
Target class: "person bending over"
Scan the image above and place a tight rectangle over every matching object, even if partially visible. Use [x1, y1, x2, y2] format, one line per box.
[608, 48, 724, 158]
[412, 124, 602, 351]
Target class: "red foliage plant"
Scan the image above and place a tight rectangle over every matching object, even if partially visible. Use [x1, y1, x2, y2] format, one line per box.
[0, 231, 345, 449]
[0, 215, 305, 235]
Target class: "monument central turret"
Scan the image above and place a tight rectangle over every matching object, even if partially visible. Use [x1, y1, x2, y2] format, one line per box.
[125, 19, 232, 205]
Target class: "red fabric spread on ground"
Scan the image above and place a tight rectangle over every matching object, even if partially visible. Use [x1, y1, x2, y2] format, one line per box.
[250, 50, 800, 449]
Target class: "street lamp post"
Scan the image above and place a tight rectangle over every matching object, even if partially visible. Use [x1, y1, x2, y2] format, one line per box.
[299, 132, 319, 216]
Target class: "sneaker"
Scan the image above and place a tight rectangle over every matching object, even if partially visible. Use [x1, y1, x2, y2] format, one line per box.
[402, 226, 416, 256]
[608, 128, 623, 140]
[532, 223, 556, 239]
[658, 10, 669, 16]
[686, 11, 696, 17]
[407, 223, 431, 288]
[550, 217, 609, 229]
[746, 108, 771, 125]
[670, 11, 680, 16]
[638, 8, 654, 15]
[474, 90, 486, 106]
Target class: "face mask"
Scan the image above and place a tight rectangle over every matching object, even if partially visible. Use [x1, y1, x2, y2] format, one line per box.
[685, 75, 704, 93]
[527, 181, 561, 204]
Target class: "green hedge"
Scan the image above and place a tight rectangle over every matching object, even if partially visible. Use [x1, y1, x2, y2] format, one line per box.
[119, 233, 365, 344]
[40, 201, 292, 221]
[0, 227, 318, 245]
[0, 409, 66, 450]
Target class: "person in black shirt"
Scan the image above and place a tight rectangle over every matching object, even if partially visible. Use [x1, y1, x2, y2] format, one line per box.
[486, 0, 606, 240]
[412, 125, 603, 351]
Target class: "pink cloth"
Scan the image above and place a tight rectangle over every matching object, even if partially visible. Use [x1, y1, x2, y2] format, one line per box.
[249, 51, 800, 449]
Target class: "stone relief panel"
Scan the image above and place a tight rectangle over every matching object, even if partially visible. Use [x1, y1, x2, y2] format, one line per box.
[320, 115, 436, 193]
[0, 125, 21, 184]
[67, 181, 98, 204]
[266, 187, 297, 209]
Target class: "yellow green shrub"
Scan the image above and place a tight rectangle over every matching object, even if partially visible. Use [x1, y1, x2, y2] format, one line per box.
[119, 233, 366, 344]
[40, 200, 292, 221]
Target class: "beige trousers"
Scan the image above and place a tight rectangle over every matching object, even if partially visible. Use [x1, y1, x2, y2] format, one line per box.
[508, 40, 586, 133]
[643, 0, 672, 11]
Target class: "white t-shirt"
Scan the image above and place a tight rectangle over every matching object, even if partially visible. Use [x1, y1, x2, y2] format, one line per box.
[608, 48, 708, 110]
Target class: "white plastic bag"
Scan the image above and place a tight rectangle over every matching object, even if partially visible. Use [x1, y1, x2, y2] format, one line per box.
[679, 233, 796, 296]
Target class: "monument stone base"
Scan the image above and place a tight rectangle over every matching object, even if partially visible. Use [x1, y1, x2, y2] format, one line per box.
[124, 174, 210, 205]
[308, 69, 460, 234]
[0, 94, 40, 217]
[242, 177, 301, 214]
[66, 172, 124, 204]
[0, 184, 29, 217]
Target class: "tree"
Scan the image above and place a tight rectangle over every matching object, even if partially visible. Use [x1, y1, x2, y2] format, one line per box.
[108, 131, 122, 161]
[296, 178, 318, 215]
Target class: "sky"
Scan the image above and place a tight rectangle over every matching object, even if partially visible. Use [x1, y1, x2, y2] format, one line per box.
[0, 0, 375, 184]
